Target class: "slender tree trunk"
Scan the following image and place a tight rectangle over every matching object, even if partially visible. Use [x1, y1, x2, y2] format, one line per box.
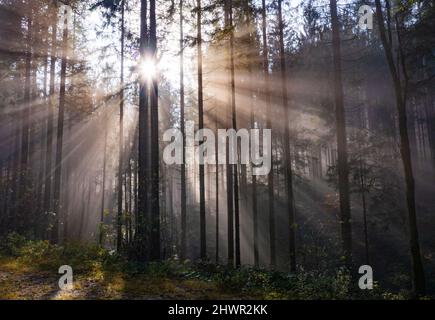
[149, 0, 160, 261]
[52, 8, 69, 244]
[78, 183, 86, 239]
[128, 158, 133, 244]
[215, 109, 220, 263]
[179, 0, 188, 260]
[37, 22, 50, 226]
[226, 0, 241, 268]
[117, 0, 125, 252]
[359, 155, 369, 265]
[375, 0, 426, 296]
[196, 0, 207, 260]
[44, 8, 58, 221]
[330, 0, 352, 268]
[224, 0, 234, 268]
[278, 0, 297, 272]
[138, 0, 149, 260]
[99, 118, 108, 246]
[261, 0, 272, 269]
[18, 13, 32, 231]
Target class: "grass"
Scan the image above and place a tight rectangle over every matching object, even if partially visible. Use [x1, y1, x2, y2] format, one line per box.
[0, 233, 408, 300]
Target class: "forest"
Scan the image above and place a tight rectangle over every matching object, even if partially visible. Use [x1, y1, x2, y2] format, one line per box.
[0, 0, 434, 301]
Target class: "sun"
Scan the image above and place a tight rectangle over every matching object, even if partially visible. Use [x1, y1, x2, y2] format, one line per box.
[139, 58, 158, 81]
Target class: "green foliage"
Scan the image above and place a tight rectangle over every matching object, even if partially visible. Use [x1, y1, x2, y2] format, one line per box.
[0, 233, 113, 273]
[0, 233, 28, 257]
[0, 236, 407, 300]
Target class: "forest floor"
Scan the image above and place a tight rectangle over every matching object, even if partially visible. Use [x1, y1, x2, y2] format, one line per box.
[0, 235, 411, 300]
[0, 256, 257, 300]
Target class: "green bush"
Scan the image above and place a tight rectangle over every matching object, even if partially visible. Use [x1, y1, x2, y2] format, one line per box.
[0, 233, 28, 257]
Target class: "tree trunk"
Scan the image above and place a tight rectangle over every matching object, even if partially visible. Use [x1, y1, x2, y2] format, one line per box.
[278, 0, 297, 272]
[52, 7, 69, 244]
[149, 0, 160, 261]
[262, 0, 274, 269]
[197, 0, 206, 260]
[99, 117, 108, 246]
[44, 7, 58, 220]
[215, 109, 220, 263]
[179, 0, 188, 260]
[375, 0, 426, 296]
[138, 0, 149, 260]
[330, 0, 352, 268]
[226, 0, 241, 268]
[244, 0, 258, 268]
[117, 0, 125, 252]
[18, 12, 32, 232]
[224, 0, 234, 267]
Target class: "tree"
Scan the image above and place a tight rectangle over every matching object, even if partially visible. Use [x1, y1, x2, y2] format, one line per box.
[375, 0, 426, 296]
[196, 0, 206, 260]
[44, 3, 58, 226]
[262, 0, 275, 269]
[330, 0, 352, 268]
[52, 3, 70, 243]
[117, 0, 125, 252]
[224, 0, 234, 267]
[179, 0, 188, 260]
[228, 0, 241, 269]
[278, 0, 297, 272]
[149, 0, 160, 261]
[137, 0, 149, 260]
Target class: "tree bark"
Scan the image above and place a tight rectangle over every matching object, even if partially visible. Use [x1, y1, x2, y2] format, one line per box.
[330, 0, 352, 268]
[375, 0, 426, 296]
[262, 0, 274, 269]
[149, 0, 160, 261]
[52, 7, 69, 244]
[117, 0, 126, 252]
[179, 0, 188, 260]
[44, 6, 58, 220]
[197, 0, 207, 260]
[278, 0, 297, 272]
[137, 0, 149, 260]
[224, 0, 234, 267]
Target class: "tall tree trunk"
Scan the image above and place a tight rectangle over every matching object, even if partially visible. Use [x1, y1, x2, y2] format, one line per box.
[330, 0, 352, 268]
[224, 0, 234, 267]
[44, 7, 58, 222]
[261, 0, 273, 269]
[359, 154, 369, 265]
[149, 0, 160, 261]
[196, 0, 206, 260]
[19, 12, 32, 232]
[226, 0, 241, 268]
[79, 182, 86, 239]
[37, 21, 50, 227]
[117, 0, 125, 252]
[244, 0, 258, 268]
[128, 158, 133, 244]
[215, 109, 220, 263]
[52, 7, 69, 244]
[179, 0, 188, 260]
[99, 117, 108, 246]
[138, 0, 149, 260]
[278, 0, 297, 272]
[375, 0, 426, 296]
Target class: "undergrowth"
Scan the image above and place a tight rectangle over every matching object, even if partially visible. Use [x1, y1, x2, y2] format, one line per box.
[0, 233, 408, 300]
